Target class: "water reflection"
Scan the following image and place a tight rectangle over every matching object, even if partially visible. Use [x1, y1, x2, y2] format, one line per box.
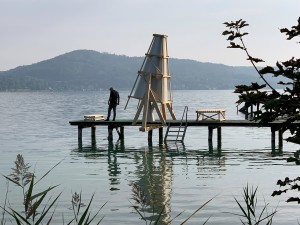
[107, 140, 124, 189]
[72, 140, 228, 224]
[128, 145, 172, 224]
[70, 137, 291, 224]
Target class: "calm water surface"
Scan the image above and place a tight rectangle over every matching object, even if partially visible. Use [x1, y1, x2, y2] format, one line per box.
[0, 90, 299, 224]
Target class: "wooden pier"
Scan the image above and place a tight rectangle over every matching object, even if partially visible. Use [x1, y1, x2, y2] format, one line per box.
[69, 119, 295, 149]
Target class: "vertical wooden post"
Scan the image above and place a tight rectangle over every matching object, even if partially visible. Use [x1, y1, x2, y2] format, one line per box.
[208, 127, 213, 142]
[217, 127, 222, 149]
[208, 126, 213, 150]
[209, 141, 213, 153]
[159, 127, 163, 145]
[78, 126, 83, 148]
[91, 126, 96, 147]
[120, 126, 124, 140]
[108, 125, 113, 141]
[148, 130, 153, 146]
[148, 130, 153, 141]
[278, 128, 283, 148]
[91, 126, 96, 140]
[271, 127, 276, 150]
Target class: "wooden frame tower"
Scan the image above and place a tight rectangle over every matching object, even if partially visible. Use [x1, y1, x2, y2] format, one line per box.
[125, 34, 176, 131]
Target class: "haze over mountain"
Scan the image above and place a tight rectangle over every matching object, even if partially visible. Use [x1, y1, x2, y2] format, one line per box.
[0, 50, 277, 91]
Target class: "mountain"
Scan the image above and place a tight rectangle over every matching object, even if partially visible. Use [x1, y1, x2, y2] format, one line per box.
[0, 49, 277, 91]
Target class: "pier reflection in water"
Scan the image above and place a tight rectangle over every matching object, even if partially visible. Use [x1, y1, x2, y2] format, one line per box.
[74, 140, 227, 224]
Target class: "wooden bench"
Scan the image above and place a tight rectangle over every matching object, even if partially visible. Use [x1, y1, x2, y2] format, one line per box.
[196, 109, 226, 121]
[84, 114, 105, 121]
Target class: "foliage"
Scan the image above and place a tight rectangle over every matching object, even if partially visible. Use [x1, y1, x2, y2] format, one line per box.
[223, 17, 300, 203]
[223, 17, 300, 127]
[1, 154, 104, 225]
[229, 185, 277, 225]
[271, 149, 300, 203]
[69, 192, 106, 225]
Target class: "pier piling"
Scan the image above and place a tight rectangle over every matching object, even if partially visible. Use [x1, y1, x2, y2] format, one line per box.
[91, 126, 96, 147]
[159, 127, 163, 145]
[208, 126, 222, 149]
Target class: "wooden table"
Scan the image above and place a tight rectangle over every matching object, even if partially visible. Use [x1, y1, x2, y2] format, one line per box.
[196, 109, 226, 121]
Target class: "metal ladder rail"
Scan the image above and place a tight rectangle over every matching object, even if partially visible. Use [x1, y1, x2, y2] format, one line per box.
[164, 106, 188, 143]
[180, 106, 188, 142]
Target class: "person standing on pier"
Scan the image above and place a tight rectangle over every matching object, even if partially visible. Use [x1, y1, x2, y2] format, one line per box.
[105, 87, 120, 121]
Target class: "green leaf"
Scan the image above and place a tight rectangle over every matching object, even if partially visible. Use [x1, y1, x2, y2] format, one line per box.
[259, 66, 275, 74]
[240, 21, 249, 28]
[180, 196, 214, 224]
[34, 192, 62, 225]
[2, 175, 22, 187]
[228, 42, 244, 49]
[227, 35, 236, 41]
[78, 193, 95, 225]
[247, 56, 264, 63]
[35, 159, 64, 185]
[26, 191, 48, 219]
[8, 207, 31, 225]
[25, 175, 35, 217]
[222, 30, 234, 36]
[153, 205, 165, 225]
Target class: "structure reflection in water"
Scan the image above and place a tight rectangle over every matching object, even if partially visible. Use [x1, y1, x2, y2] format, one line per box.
[73, 139, 228, 224]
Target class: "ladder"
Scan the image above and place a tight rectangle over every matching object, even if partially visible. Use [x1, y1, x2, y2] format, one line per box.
[164, 106, 188, 143]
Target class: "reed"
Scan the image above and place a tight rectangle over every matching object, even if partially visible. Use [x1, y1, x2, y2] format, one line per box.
[1, 155, 279, 225]
[1, 154, 104, 225]
[227, 184, 277, 225]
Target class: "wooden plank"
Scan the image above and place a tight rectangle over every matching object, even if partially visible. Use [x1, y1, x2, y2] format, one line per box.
[70, 119, 299, 128]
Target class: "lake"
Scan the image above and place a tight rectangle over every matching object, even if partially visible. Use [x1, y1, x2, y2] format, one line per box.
[0, 90, 299, 224]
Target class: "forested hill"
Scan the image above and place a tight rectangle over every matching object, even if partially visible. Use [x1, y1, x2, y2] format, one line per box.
[0, 49, 275, 91]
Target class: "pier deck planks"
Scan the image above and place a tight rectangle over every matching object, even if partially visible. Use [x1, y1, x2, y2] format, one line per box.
[69, 119, 295, 128]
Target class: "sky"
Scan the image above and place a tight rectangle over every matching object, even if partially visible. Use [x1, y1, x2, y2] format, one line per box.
[1, 0, 300, 71]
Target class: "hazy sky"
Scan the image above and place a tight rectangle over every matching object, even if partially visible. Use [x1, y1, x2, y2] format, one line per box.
[1, 0, 300, 71]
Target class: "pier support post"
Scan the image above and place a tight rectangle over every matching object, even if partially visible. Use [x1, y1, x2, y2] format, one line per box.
[208, 126, 222, 152]
[271, 127, 284, 150]
[148, 130, 153, 146]
[208, 126, 213, 149]
[271, 127, 276, 150]
[108, 125, 113, 141]
[78, 126, 83, 148]
[159, 127, 163, 145]
[278, 128, 283, 148]
[217, 127, 222, 149]
[148, 130, 153, 141]
[91, 126, 96, 147]
[208, 127, 213, 142]
[119, 126, 124, 140]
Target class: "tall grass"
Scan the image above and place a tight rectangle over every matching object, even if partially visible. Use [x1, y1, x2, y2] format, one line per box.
[227, 184, 277, 225]
[1, 154, 105, 225]
[1, 155, 280, 224]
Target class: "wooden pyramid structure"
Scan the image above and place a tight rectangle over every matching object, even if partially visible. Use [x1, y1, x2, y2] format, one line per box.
[125, 34, 176, 132]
